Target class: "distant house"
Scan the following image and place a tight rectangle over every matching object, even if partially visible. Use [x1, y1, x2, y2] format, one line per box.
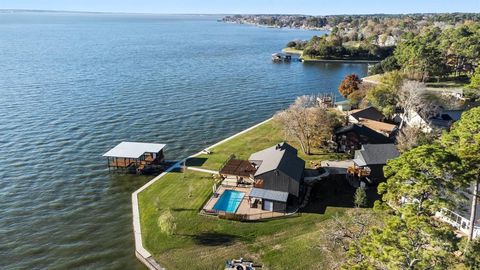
[333, 124, 393, 153]
[348, 106, 385, 123]
[401, 108, 464, 133]
[347, 144, 400, 187]
[248, 142, 305, 212]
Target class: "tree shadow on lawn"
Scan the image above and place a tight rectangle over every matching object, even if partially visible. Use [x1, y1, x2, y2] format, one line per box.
[190, 232, 244, 246]
[185, 157, 208, 167]
[301, 175, 380, 215]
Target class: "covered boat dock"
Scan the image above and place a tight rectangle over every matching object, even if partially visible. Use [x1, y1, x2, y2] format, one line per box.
[103, 142, 166, 174]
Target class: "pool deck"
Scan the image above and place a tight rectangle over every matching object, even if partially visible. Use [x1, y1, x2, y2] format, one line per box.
[202, 184, 286, 220]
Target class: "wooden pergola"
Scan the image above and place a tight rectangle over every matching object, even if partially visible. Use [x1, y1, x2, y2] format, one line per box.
[219, 159, 257, 186]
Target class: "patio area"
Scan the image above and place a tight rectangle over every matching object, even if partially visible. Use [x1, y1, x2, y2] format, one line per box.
[202, 184, 288, 221]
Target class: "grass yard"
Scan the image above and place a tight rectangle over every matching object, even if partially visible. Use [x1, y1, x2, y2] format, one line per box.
[362, 74, 383, 83]
[186, 119, 347, 171]
[138, 169, 354, 269]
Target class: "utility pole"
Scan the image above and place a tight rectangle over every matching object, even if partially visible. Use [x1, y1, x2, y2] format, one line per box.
[468, 180, 478, 241]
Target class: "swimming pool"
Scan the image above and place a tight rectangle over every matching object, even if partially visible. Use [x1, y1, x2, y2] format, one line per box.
[213, 190, 245, 213]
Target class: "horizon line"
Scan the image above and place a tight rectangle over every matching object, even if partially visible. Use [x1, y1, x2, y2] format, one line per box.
[1, 9, 479, 17]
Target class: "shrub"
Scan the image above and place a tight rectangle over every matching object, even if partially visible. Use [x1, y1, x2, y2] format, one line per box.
[157, 209, 176, 235]
[354, 187, 367, 208]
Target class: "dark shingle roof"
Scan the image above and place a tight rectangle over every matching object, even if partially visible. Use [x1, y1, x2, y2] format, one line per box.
[350, 106, 385, 122]
[335, 124, 392, 143]
[355, 144, 399, 165]
[249, 142, 305, 182]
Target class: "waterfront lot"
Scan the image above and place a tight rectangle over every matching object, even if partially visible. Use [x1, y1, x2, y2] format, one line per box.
[138, 119, 361, 269]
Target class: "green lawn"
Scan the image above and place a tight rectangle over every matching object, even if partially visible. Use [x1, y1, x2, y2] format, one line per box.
[138, 169, 350, 269]
[186, 119, 347, 171]
[138, 119, 358, 269]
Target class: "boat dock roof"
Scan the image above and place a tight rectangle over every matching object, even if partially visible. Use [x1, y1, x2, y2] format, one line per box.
[103, 142, 166, 159]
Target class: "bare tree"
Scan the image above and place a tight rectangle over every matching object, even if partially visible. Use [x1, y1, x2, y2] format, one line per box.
[397, 80, 427, 129]
[396, 126, 436, 152]
[275, 95, 338, 155]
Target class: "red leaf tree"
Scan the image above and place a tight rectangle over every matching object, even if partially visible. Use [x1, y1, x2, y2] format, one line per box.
[338, 74, 362, 98]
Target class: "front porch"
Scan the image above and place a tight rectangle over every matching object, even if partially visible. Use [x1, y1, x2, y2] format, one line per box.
[436, 208, 480, 239]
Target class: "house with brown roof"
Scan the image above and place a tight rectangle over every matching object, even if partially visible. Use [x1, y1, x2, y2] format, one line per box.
[357, 118, 398, 138]
[348, 106, 385, 123]
[334, 106, 398, 153]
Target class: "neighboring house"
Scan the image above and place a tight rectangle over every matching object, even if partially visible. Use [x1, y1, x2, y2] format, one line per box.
[358, 118, 398, 138]
[348, 106, 385, 124]
[347, 144, 400, 187]
[435, 185, 480, 239]
[248, 142, 305, 212]
[333, 124, 393, 153]
[401, 108, 464, 133]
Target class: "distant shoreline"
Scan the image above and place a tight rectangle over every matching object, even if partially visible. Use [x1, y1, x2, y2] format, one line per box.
[222, 20, 331, 32]
[302, 58, 380, 64]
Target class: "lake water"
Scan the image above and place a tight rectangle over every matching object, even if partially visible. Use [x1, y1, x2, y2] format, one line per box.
[0, 13, 367, 269]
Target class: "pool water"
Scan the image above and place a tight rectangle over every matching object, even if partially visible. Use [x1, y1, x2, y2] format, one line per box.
[213, 190, 245, 213]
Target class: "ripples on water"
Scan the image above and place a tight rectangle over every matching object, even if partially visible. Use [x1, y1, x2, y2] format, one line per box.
[0, 13, 367, 269]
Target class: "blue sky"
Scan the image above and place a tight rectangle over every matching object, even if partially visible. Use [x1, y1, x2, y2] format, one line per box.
[2, 0, 480, 14]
